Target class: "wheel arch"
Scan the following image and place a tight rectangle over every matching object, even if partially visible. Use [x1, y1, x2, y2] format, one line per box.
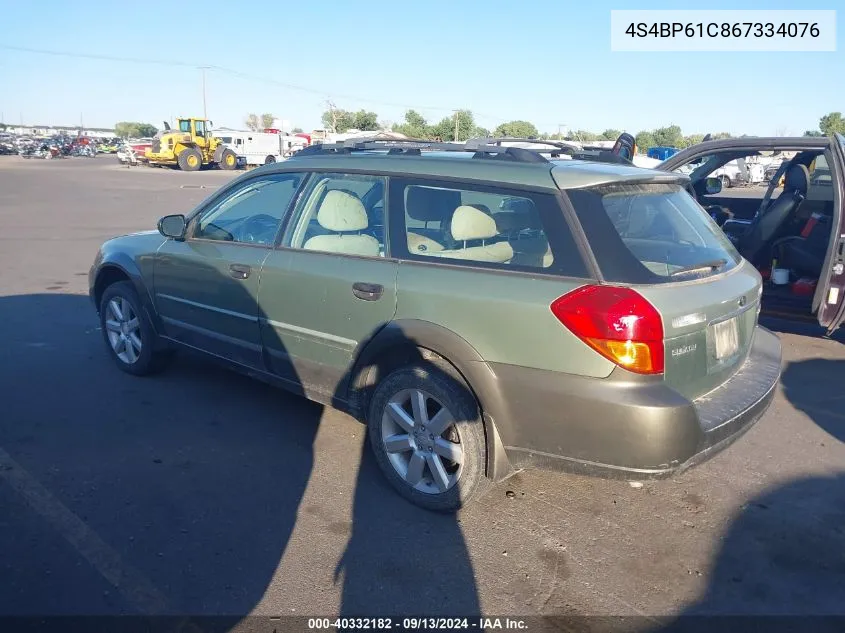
[93, 256, 164, 337]
[346, 319, 515, 482]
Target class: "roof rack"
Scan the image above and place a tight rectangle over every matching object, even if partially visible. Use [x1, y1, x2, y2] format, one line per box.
[291, 137, 552, 164]
[290, 135, 634, 166]
[467, 137, 634, 165]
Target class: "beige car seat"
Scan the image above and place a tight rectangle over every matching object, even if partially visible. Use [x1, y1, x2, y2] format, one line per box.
[303, 190, 380, 257]
[428, 205, 513, 263]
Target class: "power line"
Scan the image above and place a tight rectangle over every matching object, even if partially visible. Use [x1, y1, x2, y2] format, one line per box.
[0, 44, 512, 125]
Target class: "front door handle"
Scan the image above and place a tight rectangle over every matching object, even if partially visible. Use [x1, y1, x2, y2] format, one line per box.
[229, 263, 251, 280]
[352, 282, 383, 301]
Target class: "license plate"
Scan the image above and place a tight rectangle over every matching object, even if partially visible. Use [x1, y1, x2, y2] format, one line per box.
[712, 316, 740, 360]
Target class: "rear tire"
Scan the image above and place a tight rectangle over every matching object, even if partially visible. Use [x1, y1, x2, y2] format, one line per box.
[99, 281, 172, 376]
[219, 149, 238, 170]
[178, 148, 202, 171]
[264, 155, 276, 165]
[367, 361, 488, 512]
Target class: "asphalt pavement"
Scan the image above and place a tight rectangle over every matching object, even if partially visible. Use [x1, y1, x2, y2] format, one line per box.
[1, 157, 843, 629]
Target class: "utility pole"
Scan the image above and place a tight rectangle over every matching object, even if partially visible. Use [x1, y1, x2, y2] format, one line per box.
[199, 67, 210, 122]
[326, 99, 338, 132]
[453, 110, 459, 141]
[557, 123, 567, 140]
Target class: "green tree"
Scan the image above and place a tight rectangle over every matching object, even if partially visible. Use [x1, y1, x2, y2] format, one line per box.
[568, 129, 598, 142]
[635, 130, 655, 150]
[261, 113, 275, 129]
[245, 114, 261, 131]
[819, 112, 845, 136]
[321, 107, 355, 133]
[652, 125, 683, 147]
[350, 110, 379, 131]
[681, 134, 704, 148]
[473, 126, 490, 138]
[393, 110, 431, 138]
[600, 129, 622, 141]
[136, 123, 158, 137]
[711, 132, 732, 140]
[291, 127, 304, 134]
[114, 121, 158, 138]
[493, 120, 539, 138]
[804, 129, 824, 137]
[429, 110, 476, 141]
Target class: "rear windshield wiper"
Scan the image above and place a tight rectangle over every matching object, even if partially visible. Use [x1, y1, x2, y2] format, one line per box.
[669, 258, 727, 277]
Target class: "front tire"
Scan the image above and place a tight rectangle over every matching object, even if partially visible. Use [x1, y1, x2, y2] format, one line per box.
[220, 149, 238, 170]
[99, 281, 171, 376]
[178, 148, 202, 171]
[721, 174, 732, 189]
[367, 362, 488, 512]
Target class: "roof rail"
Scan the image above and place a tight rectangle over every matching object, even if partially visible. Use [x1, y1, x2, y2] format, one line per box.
[290, 135, 635, 166]
[465, 137, 579, 152]
[466, 136, 635, 165]
[290, 137, 554, 164]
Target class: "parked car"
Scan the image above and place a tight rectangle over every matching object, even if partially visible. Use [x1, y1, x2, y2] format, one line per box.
[89, 138, 783, 511]
[659, 135, 845, 328]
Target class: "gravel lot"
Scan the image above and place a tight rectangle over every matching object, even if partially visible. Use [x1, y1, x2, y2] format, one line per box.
[1, 157, 843, 629]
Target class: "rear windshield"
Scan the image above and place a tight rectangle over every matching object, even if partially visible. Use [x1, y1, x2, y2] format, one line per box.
[567, 182, 741, 284]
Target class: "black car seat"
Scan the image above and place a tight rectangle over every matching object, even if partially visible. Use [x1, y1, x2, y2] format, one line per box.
[740, 164, 810, 265]
[405, 186, 462, 254]
[774, 212, 832, 279]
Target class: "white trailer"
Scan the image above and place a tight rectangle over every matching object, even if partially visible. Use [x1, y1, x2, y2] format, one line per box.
[213, 131, 304, 165]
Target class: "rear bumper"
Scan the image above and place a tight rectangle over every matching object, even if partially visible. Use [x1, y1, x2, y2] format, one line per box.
[492, 325, 782, 479]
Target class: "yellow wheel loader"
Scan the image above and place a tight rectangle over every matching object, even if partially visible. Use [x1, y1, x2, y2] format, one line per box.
[145, 118, 238, 171]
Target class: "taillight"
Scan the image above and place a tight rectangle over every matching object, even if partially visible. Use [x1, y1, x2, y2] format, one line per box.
[550, 285, 665, 374]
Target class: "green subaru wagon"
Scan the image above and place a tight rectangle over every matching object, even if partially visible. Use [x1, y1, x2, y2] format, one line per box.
[89, 138, 782, 511]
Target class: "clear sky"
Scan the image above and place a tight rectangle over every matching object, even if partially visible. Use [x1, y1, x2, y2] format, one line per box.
[0, 0, 842, 136]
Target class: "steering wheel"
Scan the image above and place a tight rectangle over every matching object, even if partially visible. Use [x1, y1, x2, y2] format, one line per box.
[238, 214, 280, 245]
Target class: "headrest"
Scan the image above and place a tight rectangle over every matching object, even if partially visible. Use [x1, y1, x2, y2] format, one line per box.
[784, 164, 810, 196]
[450, 205, 498, 241]
[406, 186, 461, 222]
[316, 190, 368, 232]
[494, 211, 532, 233]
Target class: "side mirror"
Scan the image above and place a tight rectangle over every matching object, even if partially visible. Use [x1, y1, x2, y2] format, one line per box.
[158, 214, 187, 240]
[704, 176, 722, 195]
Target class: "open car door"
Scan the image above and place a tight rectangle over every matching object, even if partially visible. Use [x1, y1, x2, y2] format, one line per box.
[817, 133, 845, 334]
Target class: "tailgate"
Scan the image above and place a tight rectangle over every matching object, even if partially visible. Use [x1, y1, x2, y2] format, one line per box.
[637, 260, 762, 400]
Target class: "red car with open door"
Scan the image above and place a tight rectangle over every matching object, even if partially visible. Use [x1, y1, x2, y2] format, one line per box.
[658, 134, 845, 335]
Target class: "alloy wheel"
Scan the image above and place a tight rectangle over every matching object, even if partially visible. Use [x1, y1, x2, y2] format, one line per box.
[104, 297, 142, 364]
[381, 389, 464, 494]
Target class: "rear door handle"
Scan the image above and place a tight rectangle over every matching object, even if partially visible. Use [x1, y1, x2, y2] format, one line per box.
[229, 263, 251, 280]
[352, 282, 383, 301]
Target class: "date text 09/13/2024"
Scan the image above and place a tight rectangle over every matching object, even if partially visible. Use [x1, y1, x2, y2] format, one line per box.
[307, 617, 527, 630]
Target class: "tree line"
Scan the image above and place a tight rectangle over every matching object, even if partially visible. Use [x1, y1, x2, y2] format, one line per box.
[66, 110, 845, 144]
[318, 107, 845, 148]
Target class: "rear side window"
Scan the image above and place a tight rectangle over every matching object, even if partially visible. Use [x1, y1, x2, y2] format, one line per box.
[567, 182, 741, 284]
[388, 177, 589, 277]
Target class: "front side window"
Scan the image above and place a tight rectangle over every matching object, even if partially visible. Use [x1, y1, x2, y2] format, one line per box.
[192, 173, 304, 245]
[389, 178, 588, 276]
[178, 120, 190, 133]
[195, 120, 206, 137]
[284, 173, 386, 257]
[567, 182, 742, 284]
